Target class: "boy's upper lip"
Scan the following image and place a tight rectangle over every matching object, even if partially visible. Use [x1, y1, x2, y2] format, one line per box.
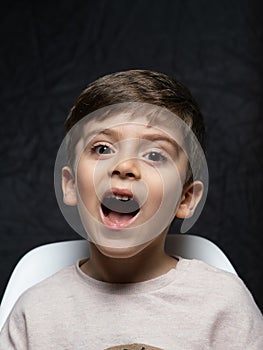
[103, 187, 134, 200]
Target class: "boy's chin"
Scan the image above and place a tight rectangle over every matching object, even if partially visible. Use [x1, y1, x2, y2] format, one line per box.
[95, 242, 151, 259]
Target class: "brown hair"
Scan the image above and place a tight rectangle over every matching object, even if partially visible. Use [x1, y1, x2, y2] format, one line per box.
[65, 70, 205, 150]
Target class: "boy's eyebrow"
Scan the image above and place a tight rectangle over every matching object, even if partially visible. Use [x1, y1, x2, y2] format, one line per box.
[141, 133, 179, 149]
[81, 128, 115, 142]
[85, 128, 118, 139]
[99, 128, 118, 137]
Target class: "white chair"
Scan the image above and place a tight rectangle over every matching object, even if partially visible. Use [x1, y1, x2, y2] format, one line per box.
[0, 234, 237, 330]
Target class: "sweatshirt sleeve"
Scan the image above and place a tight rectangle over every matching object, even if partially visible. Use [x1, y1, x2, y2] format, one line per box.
[0, 300, 29, 350]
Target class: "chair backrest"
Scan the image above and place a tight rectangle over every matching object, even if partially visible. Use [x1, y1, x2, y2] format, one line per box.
[0, 234, 236, 330]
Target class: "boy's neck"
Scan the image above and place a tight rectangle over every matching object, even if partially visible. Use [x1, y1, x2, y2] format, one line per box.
[80, 232, 178, 283]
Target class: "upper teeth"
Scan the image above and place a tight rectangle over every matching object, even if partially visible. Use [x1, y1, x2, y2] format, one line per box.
[111, 195, 130, 201]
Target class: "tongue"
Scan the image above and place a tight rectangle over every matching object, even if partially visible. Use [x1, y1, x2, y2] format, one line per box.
[108, 210, 134, 224]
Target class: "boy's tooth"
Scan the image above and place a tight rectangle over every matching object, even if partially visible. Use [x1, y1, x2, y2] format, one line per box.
[111, 194, 130, 201]
[116, 195, 128, 201]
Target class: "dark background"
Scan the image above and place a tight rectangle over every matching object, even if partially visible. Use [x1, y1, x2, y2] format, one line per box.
[1, 0, 262, 311]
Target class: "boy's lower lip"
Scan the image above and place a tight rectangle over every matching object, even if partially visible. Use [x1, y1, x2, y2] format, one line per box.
[99, 205, 140, 230]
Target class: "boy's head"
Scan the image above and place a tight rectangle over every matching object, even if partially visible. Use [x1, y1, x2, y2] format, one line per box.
[58, 70, 207, 257]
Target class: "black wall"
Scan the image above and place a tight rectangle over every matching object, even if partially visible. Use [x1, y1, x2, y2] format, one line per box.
[1, 0, 262, 311]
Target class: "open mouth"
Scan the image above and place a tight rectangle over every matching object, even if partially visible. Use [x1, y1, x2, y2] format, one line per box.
[100, 190, 140, 229]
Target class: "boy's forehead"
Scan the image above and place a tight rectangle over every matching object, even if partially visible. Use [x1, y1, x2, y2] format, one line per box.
[79, 112, 188, 145]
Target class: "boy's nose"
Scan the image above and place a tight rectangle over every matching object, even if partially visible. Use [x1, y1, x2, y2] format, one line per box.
[110, 158, 141, 180]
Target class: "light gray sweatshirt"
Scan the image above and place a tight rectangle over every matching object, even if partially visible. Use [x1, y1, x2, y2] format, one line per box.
[0, 257, 262, 349]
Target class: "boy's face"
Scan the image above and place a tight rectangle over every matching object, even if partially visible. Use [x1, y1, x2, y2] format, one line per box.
[62, 110, 203, 257]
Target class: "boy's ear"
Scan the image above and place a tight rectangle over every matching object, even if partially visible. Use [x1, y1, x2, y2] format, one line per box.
[175, 181, 204, 219]
[62, 166, 77, 206]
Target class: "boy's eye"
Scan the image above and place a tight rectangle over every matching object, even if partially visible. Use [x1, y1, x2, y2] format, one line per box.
[144, 151, 166, 162]
[92, 144, 114, 155]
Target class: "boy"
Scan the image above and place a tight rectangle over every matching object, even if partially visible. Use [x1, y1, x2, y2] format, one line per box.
[0, 70, 262, 349]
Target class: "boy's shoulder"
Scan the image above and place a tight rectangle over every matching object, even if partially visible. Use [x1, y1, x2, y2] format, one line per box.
[13, 262, 79, 312]
[181, 257, 244, 292]
[179, 257, 260, 312]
